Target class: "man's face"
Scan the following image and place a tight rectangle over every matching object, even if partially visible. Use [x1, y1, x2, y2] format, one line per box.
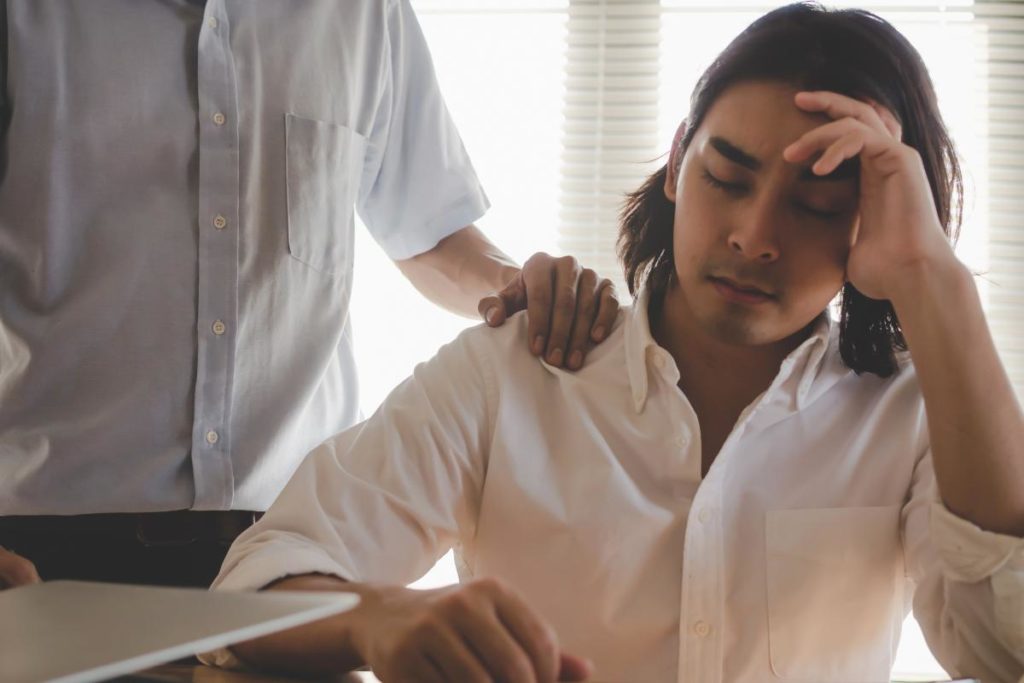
[665, 80, 859, 347]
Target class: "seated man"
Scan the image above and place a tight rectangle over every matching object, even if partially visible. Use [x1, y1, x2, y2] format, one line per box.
[206, 4, 1024, 682]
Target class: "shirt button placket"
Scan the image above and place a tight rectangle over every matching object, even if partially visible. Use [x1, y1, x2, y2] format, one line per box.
[193, 12, 240, 509]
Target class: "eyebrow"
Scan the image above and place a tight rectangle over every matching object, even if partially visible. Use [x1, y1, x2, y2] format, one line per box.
[709, 136, 760, 170]
[708, 135, 858, 183]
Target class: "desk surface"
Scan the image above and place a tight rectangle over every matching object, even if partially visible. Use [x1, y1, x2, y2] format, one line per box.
[112, 663, 968, 683]
[114, 664, 380, 683]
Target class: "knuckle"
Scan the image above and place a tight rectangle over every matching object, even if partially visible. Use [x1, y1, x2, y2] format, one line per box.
[525, 252, 550, 268]
[900, 145, 921, 162]
[395, 625, 428, 652]
[441, 589, 475, 615]
[13, 565, 37, 585]
[529, 621, 558, 658]
[536, 637, 559, 677]
[498, 653, 533, 683]
[413, 611, 447, 638]
[472, 576, 509, 600]
[556, 291, 576, 311]
[541, 623, 559, 655]
[578, 268, 598, 289]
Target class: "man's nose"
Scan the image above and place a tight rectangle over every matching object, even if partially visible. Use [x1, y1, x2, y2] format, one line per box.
[726, 200, 781, 262]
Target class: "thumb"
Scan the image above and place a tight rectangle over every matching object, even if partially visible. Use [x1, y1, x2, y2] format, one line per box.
[558, 652, 594, 681]
[478, 271, 526, 327]
[0, 548, 41, 589]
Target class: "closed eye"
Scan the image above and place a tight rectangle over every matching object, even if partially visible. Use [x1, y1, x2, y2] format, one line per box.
[797, 203, 847, 220]
[701, 169, 747, 195]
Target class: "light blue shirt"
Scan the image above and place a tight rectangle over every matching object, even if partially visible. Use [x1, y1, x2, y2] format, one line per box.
[0, 0, 489, 514]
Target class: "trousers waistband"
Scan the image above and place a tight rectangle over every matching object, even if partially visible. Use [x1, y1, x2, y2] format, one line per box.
[0, 510, 264, 548]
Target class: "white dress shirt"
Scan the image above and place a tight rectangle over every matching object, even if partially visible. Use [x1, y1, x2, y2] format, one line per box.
[210, 290, 1024, 683]
[0, 0, 488, 513]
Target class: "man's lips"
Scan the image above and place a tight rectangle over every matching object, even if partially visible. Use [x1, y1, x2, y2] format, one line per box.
[708, 276, 776, 303]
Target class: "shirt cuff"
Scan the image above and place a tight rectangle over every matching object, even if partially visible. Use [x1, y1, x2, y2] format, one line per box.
[197, 544, 356, 669]
[930, 500, 1024, 583]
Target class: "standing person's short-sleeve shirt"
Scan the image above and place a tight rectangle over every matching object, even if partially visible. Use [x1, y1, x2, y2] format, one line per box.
[0, 0, 490, 514]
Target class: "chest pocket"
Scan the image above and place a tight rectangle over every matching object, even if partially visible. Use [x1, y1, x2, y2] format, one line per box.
[285, 113, 367, 276]
[765, 506, 903, 682]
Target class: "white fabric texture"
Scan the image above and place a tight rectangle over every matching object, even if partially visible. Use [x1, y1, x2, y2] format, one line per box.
[210, 291, 1024, 682]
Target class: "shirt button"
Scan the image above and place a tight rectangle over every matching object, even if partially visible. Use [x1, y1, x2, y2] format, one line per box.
[674, 435, 686, 449]
[205, 430, 220, 445]
[212, 320, 226, 336]
[212, 112, 226, 126]
[213, 214, 227, 230]
[207, 16, 219, 29]
[698, 508, 712, 523]
[693, 621, 711, 637]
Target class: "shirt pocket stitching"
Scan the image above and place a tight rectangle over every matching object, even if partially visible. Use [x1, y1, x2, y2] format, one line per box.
[764, 505, 903, 682]
[284, 113, 367, 277]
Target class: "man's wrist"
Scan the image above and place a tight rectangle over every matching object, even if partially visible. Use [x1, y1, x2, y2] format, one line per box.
[336, 582, 410, 666]
[886, 252, 972, 315]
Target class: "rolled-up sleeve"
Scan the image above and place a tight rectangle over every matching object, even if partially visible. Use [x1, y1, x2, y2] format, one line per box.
[199, 325, 496, 666]
[905, 448, 1024, 683]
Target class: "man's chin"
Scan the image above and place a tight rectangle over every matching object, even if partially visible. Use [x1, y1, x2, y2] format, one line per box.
[695, 306, 789, 347]
[703, 316, 766, 347]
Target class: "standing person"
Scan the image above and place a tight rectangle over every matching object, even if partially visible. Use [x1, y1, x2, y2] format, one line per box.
[206, 4, 1024, 683]
[0, 0, 618, 588]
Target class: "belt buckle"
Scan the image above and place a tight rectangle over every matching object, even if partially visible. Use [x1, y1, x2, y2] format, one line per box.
[135, 513, 199, 548]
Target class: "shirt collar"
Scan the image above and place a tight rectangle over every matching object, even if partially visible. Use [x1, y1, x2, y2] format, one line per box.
[624, 286, 844, 414]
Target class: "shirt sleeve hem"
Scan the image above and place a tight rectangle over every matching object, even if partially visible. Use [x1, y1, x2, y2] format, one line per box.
[372, 186, 490, 261]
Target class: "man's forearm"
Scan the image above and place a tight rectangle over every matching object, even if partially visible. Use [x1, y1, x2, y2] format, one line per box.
[229, 575, 381, 676]
[891, 257, 1024, 536]
[395, 224, 520, 317]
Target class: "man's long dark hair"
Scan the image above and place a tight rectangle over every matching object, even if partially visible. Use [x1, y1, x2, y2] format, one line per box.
[618, 2, 963, 377]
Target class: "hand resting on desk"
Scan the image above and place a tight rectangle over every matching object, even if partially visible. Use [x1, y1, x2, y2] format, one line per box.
[230, 573, 593, 683]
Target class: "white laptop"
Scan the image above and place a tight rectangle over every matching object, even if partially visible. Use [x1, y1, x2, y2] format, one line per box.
[0, 580, 359, 683]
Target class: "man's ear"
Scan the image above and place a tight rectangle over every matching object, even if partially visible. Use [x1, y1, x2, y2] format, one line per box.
[664, 119, 687, 203]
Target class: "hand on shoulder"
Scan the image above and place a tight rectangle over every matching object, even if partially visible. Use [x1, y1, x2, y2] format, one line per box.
[478, 252, 619, 372]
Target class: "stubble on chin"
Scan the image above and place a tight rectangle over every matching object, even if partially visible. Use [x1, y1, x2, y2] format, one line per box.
[701, 306, 765, 346]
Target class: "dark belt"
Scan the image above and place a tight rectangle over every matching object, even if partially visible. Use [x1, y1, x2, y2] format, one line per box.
[0, 510, 263, 548]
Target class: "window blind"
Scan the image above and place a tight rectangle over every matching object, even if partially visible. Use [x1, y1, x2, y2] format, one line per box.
[559, 0, 662, 295]
[977, 1, 1024, 397]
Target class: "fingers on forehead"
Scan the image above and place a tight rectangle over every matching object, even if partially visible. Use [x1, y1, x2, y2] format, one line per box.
[801, 90, 901, 140]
